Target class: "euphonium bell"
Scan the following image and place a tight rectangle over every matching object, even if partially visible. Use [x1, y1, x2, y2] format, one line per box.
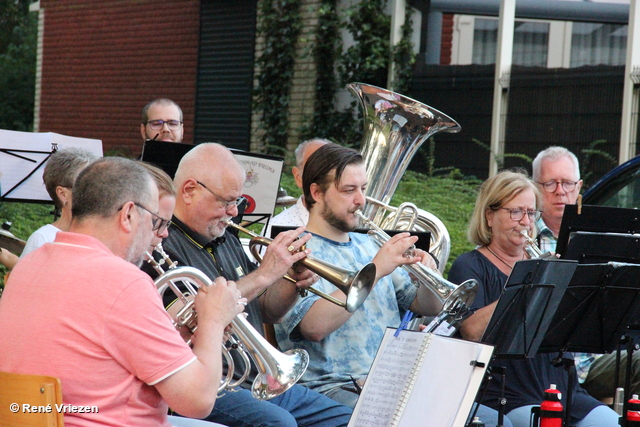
[146, 244, 309, 400]
[227, 220, 376, 313]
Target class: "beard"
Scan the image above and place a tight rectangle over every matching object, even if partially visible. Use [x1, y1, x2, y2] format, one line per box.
[321, 203, 357, 233]
[127, 225, 153, 267]
[206, 215, 233, 239]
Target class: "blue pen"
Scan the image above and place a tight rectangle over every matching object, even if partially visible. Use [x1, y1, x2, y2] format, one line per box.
[394, 310, 414, 337]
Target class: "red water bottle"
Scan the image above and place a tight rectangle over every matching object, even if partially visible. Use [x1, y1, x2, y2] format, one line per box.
[628, 394, 640, 426]
[540, 384, 563, 427]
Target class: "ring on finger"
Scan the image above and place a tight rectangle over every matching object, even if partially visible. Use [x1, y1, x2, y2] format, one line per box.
[287, 245, 296, 253]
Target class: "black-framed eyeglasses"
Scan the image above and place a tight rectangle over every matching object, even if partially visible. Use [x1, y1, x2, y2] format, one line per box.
[536, 180, 579, 193]
[119, 202, 171, 232]
[196, 180, 246, 210]
[497, 207, 542, 222]
[145, 120, 182, 131]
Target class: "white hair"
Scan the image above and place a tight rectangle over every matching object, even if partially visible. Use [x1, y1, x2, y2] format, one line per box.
[532, 146, 580, 181]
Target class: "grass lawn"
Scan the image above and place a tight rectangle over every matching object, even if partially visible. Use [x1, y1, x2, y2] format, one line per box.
[0, 170, 481, 289]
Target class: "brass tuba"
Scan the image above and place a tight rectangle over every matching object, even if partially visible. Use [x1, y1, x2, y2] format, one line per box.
[347, 82, 461, 272]
[227, 221, 376, 313]
[146, 244, 309, 400]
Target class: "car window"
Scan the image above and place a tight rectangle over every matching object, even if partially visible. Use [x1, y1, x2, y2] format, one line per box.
[594, 167, 640, 208]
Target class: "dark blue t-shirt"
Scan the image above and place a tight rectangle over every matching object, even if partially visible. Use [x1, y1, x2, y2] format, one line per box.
[448, 250, 602, 419]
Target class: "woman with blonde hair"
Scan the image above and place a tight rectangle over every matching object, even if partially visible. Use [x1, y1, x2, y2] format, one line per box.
[448, 170, 618, 427]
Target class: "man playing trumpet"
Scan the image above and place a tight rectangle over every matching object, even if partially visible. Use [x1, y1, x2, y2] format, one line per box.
[274, 143, 442, 404]
[147, 142, 352, 427]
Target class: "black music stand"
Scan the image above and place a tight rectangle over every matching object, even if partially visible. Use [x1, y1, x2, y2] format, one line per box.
[556, 204, 640, 257]
[481, 258, 578, 359]
[538, 262, 640, 355]
[536, 262, 640, 427]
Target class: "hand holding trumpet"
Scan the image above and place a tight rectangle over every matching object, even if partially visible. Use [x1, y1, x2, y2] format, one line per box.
[254, 225, 313, 288]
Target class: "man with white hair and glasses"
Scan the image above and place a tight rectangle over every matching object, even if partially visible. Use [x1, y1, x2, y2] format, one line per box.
[532, 146, 640, 404]
[531, 146, 582, 252]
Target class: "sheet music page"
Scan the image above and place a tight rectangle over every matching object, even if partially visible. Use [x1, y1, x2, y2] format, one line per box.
[349, 329, 430, 427]
[397, 335, 493, 427]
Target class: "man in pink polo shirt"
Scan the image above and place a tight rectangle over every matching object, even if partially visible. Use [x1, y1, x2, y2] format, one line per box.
[0, 157, 243, 427]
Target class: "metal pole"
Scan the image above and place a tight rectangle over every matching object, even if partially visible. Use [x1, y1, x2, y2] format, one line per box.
[489, 0, 515, 177]
[619, 0, 640, 164]
[387, 0, 406, 91]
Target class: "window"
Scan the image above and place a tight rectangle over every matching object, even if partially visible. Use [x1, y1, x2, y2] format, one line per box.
[450, 14, 627, 68]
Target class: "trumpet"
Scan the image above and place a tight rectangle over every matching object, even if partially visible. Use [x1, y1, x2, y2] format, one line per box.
[226, 220, 376, 313]
[520, 230, 555, 259]
[355, 210, 477, 332]
[146, 244, 309, 400]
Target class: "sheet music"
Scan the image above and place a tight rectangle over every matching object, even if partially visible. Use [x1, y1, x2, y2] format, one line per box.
[349, 330, 431, 427]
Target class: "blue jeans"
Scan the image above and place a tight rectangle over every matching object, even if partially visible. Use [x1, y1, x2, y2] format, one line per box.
[506, 404, 620, 427]
[183, 384, 352, 427]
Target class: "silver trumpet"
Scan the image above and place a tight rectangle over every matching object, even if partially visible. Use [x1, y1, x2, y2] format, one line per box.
[355, 210, 478, 333]
[226, 220, 376, 313]
[146, 244, 309, 400]
[520, 230, 555, 259]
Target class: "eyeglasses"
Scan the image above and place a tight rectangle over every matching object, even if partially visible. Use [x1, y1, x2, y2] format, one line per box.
[145, 120, 183, 131]
[536, 180, 579, 193]
[121, 202, 171, 232]
[499, 207, 542, 222]
[196, 180, 247, 210]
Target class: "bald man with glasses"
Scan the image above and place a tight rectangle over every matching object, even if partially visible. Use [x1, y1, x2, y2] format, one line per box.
[147, 142, 352, 427]
[141, 98, 184, 143]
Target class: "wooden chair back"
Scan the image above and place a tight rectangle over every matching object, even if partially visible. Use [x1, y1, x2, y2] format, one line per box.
[0, 371, 64, 426]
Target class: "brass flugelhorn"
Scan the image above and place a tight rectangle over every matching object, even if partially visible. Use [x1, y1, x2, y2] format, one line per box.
[355, 210, 477, 331]
[146, 244, 309, 400]
[226, 220, 376, 313]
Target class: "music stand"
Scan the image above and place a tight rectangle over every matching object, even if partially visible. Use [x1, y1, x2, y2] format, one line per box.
[556, 204, 640, 257]
[563, 231, 640, 265]
[538, 262, 640, 354]
[481, 258, 578, 359]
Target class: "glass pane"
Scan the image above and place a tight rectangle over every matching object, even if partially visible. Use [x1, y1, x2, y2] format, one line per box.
[570, 23, 627, 67]
[472, 19, 549, 67]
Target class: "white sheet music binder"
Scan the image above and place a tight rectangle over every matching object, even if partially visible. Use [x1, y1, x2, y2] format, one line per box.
[348, 328, 494, 427]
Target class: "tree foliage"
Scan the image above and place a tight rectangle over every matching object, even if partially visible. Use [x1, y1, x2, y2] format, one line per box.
[0, 1, 36, 131]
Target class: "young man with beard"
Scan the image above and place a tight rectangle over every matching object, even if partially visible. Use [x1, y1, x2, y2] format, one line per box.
[0, 157, 242, 426]
[152, 143, 353, 427]
[273, 143, 442, 406]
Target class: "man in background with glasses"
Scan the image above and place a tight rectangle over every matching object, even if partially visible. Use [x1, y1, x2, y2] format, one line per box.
[141, 98, 184, 143]
[533, 146, 640, 405]
[532, 146, 583, 252]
